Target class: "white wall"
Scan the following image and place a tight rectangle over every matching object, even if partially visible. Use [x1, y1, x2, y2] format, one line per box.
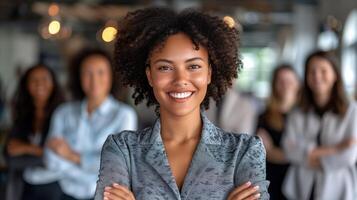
[0, 26, 39, 100]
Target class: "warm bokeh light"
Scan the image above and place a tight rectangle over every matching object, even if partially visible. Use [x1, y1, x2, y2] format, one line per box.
[223, 16, 235, 28]
[102, 26, 117, 42]
[48, 20, 61, 35]
[48, 3, 60, 17]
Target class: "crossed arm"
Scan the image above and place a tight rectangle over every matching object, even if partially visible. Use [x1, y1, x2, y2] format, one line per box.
[102, 181, 261, 200]
[96, 135, 268, 200]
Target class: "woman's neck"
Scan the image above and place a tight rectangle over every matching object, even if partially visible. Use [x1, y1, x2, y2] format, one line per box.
[279, 96, 296, 113]
[33, 102, 46, 133]
[160, 108, 202, 143]
[87, 95, 107, 114]
[313, 92, 331, 109]
[33, 99, 47, 110]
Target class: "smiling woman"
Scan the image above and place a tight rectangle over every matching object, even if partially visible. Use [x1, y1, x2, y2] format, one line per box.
[41, 48, 138, 200]
[5, 64, 64, 200]
[95, 7, 269, 200]
[282, 51, 357, 200]
[146, 33, 211, 118]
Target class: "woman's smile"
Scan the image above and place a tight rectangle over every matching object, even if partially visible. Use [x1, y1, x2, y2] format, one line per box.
[146, 33, 211, 117]
[168, 91, 195, 102]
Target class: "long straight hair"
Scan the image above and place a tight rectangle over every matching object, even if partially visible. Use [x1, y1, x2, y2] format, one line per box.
[12, 64, 64, 144]
[263, 64, 299, 130]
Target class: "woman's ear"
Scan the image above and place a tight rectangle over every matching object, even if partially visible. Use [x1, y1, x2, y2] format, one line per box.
[146, 66, 153, 87]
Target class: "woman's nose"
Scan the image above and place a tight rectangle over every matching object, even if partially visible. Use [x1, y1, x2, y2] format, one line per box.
[173, 68, 189, 87]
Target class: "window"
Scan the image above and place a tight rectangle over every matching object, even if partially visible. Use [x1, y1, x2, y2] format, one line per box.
[341, 9, 357, 98]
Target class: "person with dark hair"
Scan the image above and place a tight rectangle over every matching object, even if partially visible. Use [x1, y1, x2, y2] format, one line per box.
[95, 7, 269, 200]
[6, 64, 64, 200]
[44, 48, 138, 200]
[256, 64, 300, 200]
[66, 48, 122, 101]
[282, 51, 357, 200]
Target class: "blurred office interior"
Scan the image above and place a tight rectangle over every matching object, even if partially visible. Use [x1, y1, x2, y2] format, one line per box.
[0, 0, 356, 198]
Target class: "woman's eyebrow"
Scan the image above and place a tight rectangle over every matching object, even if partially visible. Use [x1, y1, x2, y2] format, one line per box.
[185, 57, 204, 63]
[153, 57, 204, 64]
[153, 59, 173, 64]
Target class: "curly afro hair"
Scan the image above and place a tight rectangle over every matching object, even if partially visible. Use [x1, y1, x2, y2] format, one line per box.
[114, 7, 242, 110]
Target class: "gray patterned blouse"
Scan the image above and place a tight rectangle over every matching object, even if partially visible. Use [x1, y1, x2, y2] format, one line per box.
[95, 115, 269, 200]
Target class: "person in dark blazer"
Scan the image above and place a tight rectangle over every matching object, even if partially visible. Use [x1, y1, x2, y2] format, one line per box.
[95, 7, 269, 200]
[6, 64, 64, 200]
[257, 64, 300, 200]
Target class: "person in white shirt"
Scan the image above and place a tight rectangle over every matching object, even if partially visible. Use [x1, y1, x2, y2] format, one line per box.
[35, 48, 137, 200]
[282, 50, 357, 200]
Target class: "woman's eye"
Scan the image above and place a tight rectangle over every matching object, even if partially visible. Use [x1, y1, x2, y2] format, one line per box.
[158, 66, 172, 71]
[189, 65, 201, 70]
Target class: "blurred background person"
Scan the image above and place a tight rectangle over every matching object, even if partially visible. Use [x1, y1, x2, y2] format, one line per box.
[282, 50, 357, 200]
[256, 64, 300, 200]
[45, 48, 138, 200]
[205, 85, 258, 135]
[5, 64, 64, 200]
[0, 1, 356, 199]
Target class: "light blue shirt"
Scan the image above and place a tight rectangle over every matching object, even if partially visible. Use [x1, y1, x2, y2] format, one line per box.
[34, 96, 137, 199]
[95, 114, 269, 200]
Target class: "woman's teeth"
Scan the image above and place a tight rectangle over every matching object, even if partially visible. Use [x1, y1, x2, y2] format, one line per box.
[169, 92, 193, 99]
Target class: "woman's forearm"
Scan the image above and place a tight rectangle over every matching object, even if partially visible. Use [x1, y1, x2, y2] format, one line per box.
[7, 139, 42, 156]
[26, 144, 44, 156]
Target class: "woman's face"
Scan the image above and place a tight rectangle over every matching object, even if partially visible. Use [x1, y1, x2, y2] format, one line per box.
[306, 57, 336, 97]
[275, 69, 299, 102]
[80, 55, 112, 100]
[146, 33, 211, 117]
[27, 67, 54, 103]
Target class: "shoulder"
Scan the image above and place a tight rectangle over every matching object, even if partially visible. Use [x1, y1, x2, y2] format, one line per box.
[215, 127, 264, 151]
[222, 131, 266, 167]
[235, 133, 264, 152]
[110, 100, 137, 116]
[287, 107, 307, 120]
[104, 126, 153, 147]
[342, 101, 357, 120]
[290, 106, 304, 115]
[213, 129, 266, 168]
[347, 101, 357, 113]
[53, 101, 81, 116]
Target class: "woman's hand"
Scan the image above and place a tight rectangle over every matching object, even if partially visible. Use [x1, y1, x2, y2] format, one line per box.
[307, 149, 321, 169]
[308, 137, 357, 169]
[336, 138, 357, 151]
[47, 138, 80, 164]
[227, 182, 260, 200]
[103, 183, 135, 200]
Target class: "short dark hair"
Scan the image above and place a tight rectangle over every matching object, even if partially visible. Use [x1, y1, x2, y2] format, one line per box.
[114, 7, 242, 109]
[300, 50, 348, 116]
[68, 48, 116, 100]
